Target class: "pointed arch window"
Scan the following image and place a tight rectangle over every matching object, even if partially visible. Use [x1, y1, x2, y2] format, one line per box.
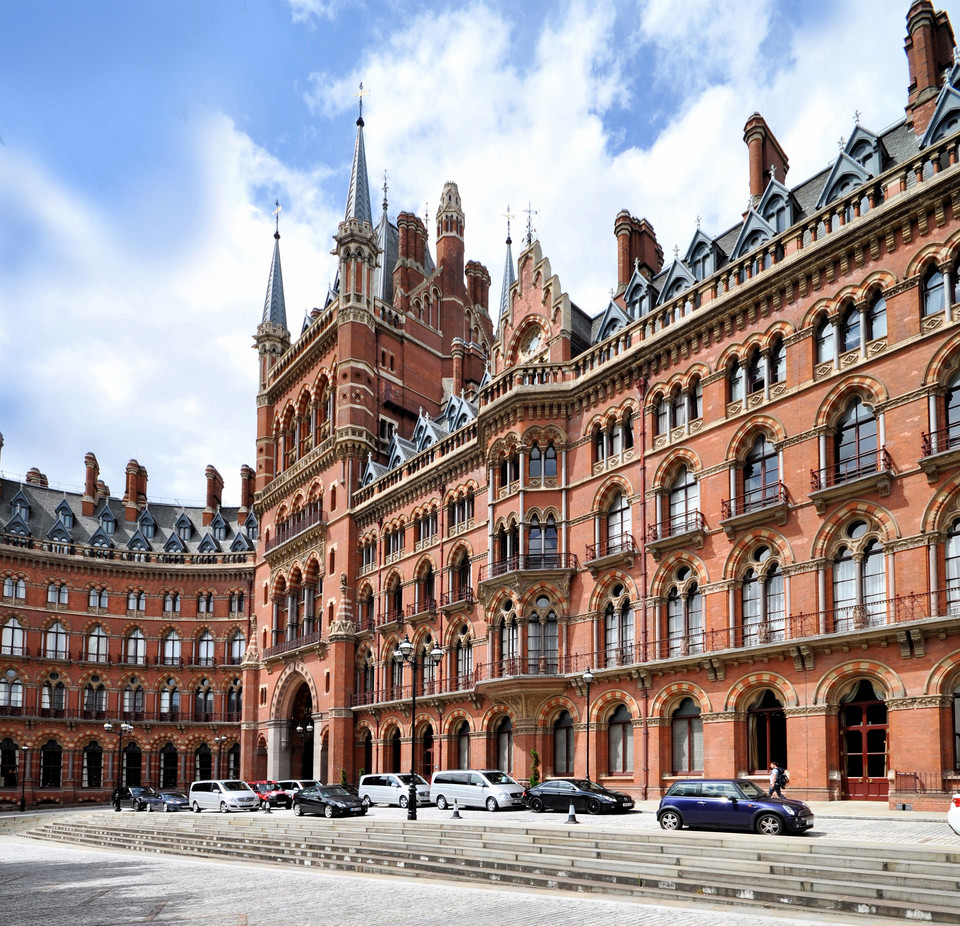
[746, 349, 765, 395]
[197, 631, 215, 667]
[526, 596, 558, 674]
[194, 679, 215, 720]
[607, 704, 633, 774]
[769, 338, 786, 385]
[527, 514, 557, 568]
[455, 625, 473, 687]
[544, 441, 558, 477]
[87, 625, 108, 662]
[923, 266, 945, 317]
[160, 742, 178, 788]
[742, 434, 780, 511]
[496, 716, 513, 773]
[159, 679, 180, 719]
[44, 621, 68, 659]
[456, 721, 471, 768]
[40, 740, 62, 788]
[122, 682, 144, 716]
[125, 629, 145, 665]
[866, 293, 886, 341]
[603, 585, 633, 667]
[839, 303, 861, 353]
[498, 601, 519, 675]
[728, 358, 745, 403]
[815, 315, 836, 365]
[553, 710, 575, 776]
[162, 630, 181, 666]
[666, 568, 703, 656]
[605, 489, 631, 553]
[226, 679, 242, 719]
[83, 682, 106, 714]
[82, 741, 103, 788]
[228, 629, 246, 665]
[0, 677, 23, 709]
[1, 617, 24, 656]
[41, 680, 66, 712]
[748, 689, 787, 774]
[835, 397, 878, 483]
[668, 465, 699, 536]
[528, 443, 542, 480]
[741, 547, 784, 645]
[945, 518, 960, 609]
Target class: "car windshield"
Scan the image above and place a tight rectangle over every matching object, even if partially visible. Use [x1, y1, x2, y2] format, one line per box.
[481, 771, 517, 785]
[567, 779, 606, 793]
[222, 781, 251, 792]
[736, 780, 767, 798]
[137, 788, 159, 796]
[318, 786, 350, 797]
[160, 792, 186, 799]
[396, 774, 428, 786]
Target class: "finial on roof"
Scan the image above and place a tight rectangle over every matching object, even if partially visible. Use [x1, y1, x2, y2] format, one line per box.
[273, 200, 282, 239]
[769, 162, 777, 181]
[854, 109, 861, 124]
[503, 205, 515, 245]
[354, 81, 368, 126]
[838, 135, 845, 151]
[673, 245, 680, 260]
[696, 215, 701, 228]
[523, 202, 538, 246]
[633, 257, 640, 273]
[382, 171, 389, 213]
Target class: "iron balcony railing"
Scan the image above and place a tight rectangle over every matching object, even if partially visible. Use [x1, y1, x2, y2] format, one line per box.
[585, 534, 638, 562]
[810, 447, 891, 492]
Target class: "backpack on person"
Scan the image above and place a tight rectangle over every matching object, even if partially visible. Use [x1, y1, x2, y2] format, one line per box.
[776, 767, 789, 788]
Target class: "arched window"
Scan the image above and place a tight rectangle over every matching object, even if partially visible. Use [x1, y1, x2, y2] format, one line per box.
[456, 721, 471, 769]
[689, 378, 703, 421]
[603, 585, 633, 667]
[0, 737, 16, 788]
[83, 682, 106, 714]
[832, 520, 885, 630]
[945, 518, 960, 608]
[741, 547, 785, 645]
[607, 704, 633, 774]
[162, 630, 181, 666]
[923, 266, 945, 317]
[197, 631, 215, 667]
[666, 567, 703, 656]
[671, 386, 687, 427]
[866, 293, 886, 341]
[742, 434, 780, 511]
[499, 601, 519, 675]
[0, 676, 23, 709]
[671, 698, 702, 774]
[228, 629, 245, 665]
[41, 680, 66, 713]
[728, 358, 744, 403]
[1, 617, 25, 656]
[125, 629, 145, 665]
[526, 597, 558, 674]
[195, 744, 213, 781]
[667, 465, 699, 535]
[159, 679, 180, 719]
[226, 679, 242, 719]
[40, 739, 62, 788]
[815, 315, 836, 365]
[85, 625, 107, 662]
[605, 489, 631, 553]
[416, 564, 435, 612]
[835, 397, 878, 483]
[455, 625, 473, 686]
[839, 303, 860, 353]
[122, 741, 142, 787]
[527, 514, 557, 568]
[81, 741, 103, 788]
[44, 621, 67, 659]
[496, 716, 513, 773]
[747, 689, 786, 774]
[528, 442, 542, 480]
[746, 349, 764, 395]
[553, 710, 575, 776]
[655, 395, 670, 436]
[769, 338, 786, 385]
[227, 743, 241, 779]
[945, 371, 960, 449]
[543, 442, 558, 478]
[160, 743, 178, 788]
[122, 682, 144, 716]
[194, 679, 214, 720]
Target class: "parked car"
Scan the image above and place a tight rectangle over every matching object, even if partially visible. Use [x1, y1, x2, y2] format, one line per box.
[276, 779, 321, 800]
[113, 786, 160, 811]
[188, 780, 260, 813]
[949, 792, 960, 836]
[247, 780, 293, 809]
[657, 779, 814, 835]
[430, 769, 526, 811]
[293, 784, 367, 818]
[524, 778, 635, 815]
[139, 790, 189, 812]
[358, 773, 430, 808]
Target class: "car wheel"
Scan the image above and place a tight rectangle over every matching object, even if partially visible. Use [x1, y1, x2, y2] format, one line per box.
[293, 803, 303, 816]
[361, 795, 371, 808]
[485, 796, 498, 812]
[324, 804, 334, 818]
[756, 813, 784, 836]
[146, 802, 154, 813]
[163, 802, 170, 812]
[398, 794, 408, 809]
[530, 797, 544, 813]
[134, 800, 143, 812]
[192, 801, 201, 814]
[436, 795, 448, 810]
[220, 801, 228, 813]
[586, 798, 602, 815]
[658, 810, 683, 831]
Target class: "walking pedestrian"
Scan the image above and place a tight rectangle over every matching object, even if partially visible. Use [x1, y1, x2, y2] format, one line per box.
[768, 760, 787, 798]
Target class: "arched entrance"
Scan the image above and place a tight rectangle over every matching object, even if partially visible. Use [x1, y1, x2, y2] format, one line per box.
[839, 679, 888, 800]
[288, 684, 314, 779]
[420, 725, 435, 779]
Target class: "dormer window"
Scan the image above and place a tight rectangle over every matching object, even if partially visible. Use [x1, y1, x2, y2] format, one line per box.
[55, 501, 74, 530]
[175, 514, 193, 541]
[10, 491, 30, 521]
[138, 510, 156, 540]
[211, 512, 228, 542]
[99, 508, 116, 535]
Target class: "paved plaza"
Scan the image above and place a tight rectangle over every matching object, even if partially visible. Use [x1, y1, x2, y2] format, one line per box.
[0, 802, 957, 926]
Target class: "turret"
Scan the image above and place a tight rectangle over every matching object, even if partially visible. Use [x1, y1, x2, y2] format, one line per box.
[435, 182, 465, 298]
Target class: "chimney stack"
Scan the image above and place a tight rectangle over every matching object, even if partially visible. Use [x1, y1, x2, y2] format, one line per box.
[123, 459, 141, 521]
[905, 1, 955, 133]
[743, 113, 789, 204]
[239, 464, 255, 519]
[615, 212, 663, 288]
[204, 465, 224, 526]
[82, 452, 100, 516]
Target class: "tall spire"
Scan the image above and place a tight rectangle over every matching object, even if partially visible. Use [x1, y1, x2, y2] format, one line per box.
[262, 200, 288, 329]
[344, 83, 373, 226]
[498, 206, 516, 320]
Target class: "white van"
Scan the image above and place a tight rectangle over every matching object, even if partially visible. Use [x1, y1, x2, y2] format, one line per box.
[276, 779, 321, 800]
[430, 769, 525, 811]
[358, 773, 430, 808]
[188, 779, 259, 813]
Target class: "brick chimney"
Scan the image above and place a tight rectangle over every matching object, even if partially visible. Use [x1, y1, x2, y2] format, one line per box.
[743, 113, 789, 204]
[452, 339, 464, 396]
[615, 212, 663, 288]
[25, 468, 48, 487]
[204, 465, 224, 526]
[394, 212, 428, 315]
[465, 261, 491, 312]
[905, 1, 956, 133]
[122, 459, 141, 521]
[82, 452, 100, 516]
[238, 464, 255, 519]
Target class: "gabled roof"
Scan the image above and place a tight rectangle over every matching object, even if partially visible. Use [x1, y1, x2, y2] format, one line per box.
[361, 454, 389, 487]
[656, 259, 697, 305]
[54, 498, 74, 522]
[126, 529, 152, 551]
[46, 518, 72, 542]
[729, 210, 776, 260]
[920, 81, 960, 148]
[197, 532, 222, 553]
[757, 178, 797, 216]
[815, 151, 873, 209]
[387, 436, 417, 471]
[8, 487, 30, 518]
[230, 532, 255, 552]
[3, 512, 29, 535]
[88, 525, 115, 548]
[210, 510, 229, 535]
[593, 299, 631, 342]
[174, 512, 194, 537]
[164, 532, 187, 553]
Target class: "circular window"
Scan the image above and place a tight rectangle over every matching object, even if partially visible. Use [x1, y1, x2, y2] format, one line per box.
[520, 328, 543, 356]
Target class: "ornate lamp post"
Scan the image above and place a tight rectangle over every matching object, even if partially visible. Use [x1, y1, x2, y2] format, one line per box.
[213, 735, 228, 779]
[104, 721, 133, 811]
[393, 635, 442, 820]
[583, 668, 594, 782]
[18, 744, 29, 813]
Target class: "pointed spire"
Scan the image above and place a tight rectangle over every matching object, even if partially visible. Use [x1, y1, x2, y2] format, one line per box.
[262, 200, 288, 329]
[498, 206, 517, 320]
[344, 83, 373, 225]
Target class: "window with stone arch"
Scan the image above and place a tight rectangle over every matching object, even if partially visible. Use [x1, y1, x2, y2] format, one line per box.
[814, 313, 836, 367]
[665, 564, 703, 657]
[602, 583, 634, 667]
[495, 715, 513, 773]
[727, 356, 745, 404]
[87, 624, 108, 662]
[922, 263, 946, 317]
[739, 432, 780, 513]
[1, 616, 25, 656]
[159, 677, 180, 719]
[602, 487, 632, 555]
[553, 709, 575, 776]
[740, 544, 785, 646]
[162, 629, 181, 666]
[125, 628, 145, 665]
[527, 512, 558, 568]
[455, 720, 471, 769]
[831, 518, 886, 630]
[665, 463, 699, 537]
[417, 633, 439, 695]
[747, 689, 787, 774]
[226, 678, 242, 719]
[44, 620, 67, 659]
[194, 678, 215, 720]
[607, 703, 633, 774]
[866, 290, 887, 342]
[355, 646, 375, 698]
[526, 594, 558, 674]
[497, 599, 520, 675]
[454, 624, 473, 686]
[41, 679, 66, 713]
[838, 300, 861, 354]
[832, 395, 879, 485]
[671, 697, 703, 774]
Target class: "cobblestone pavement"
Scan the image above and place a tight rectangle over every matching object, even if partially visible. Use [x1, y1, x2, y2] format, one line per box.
[0, 835, 886, 926]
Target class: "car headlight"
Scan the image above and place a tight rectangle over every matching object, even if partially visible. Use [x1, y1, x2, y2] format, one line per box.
[781, 804, 796, 815]
[600, 795, 616, 802]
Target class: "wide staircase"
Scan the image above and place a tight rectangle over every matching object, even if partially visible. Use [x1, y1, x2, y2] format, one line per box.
[17, 812, 960, 922]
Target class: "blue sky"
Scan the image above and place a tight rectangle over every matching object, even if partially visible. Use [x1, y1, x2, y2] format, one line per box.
[1, 0, 956, 504]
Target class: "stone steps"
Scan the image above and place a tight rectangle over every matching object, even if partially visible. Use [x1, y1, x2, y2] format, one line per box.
[20, 814, 960, 922]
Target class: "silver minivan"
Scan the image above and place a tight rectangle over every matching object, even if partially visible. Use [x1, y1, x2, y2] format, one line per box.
[430, 769, 525, 811]
[188, 779, 259, 813]
[358, 773, 430, 808]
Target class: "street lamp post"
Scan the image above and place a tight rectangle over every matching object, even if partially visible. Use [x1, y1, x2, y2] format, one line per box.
[583, 668, 594, 782]
[213, 735, 227, 779]
[393, 635, 442, 820]
[104, 722, 134, 811]
[18, 745, 29, 813]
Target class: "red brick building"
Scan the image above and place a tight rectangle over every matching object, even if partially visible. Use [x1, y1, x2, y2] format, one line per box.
[5, 1, 960, 811]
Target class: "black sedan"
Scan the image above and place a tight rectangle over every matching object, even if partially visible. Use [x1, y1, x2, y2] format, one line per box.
[139, 790, 189, 812]
[657, 779, 814, 835]
[524, 778, 635, 814]
[293, 785, 368, 818]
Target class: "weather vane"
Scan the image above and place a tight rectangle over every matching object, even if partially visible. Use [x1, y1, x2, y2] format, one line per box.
[354, 82, 369, 121]
[523, 202, 538, 246]
[503, 205, 515, 242]
[273, 199, 282, 235]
